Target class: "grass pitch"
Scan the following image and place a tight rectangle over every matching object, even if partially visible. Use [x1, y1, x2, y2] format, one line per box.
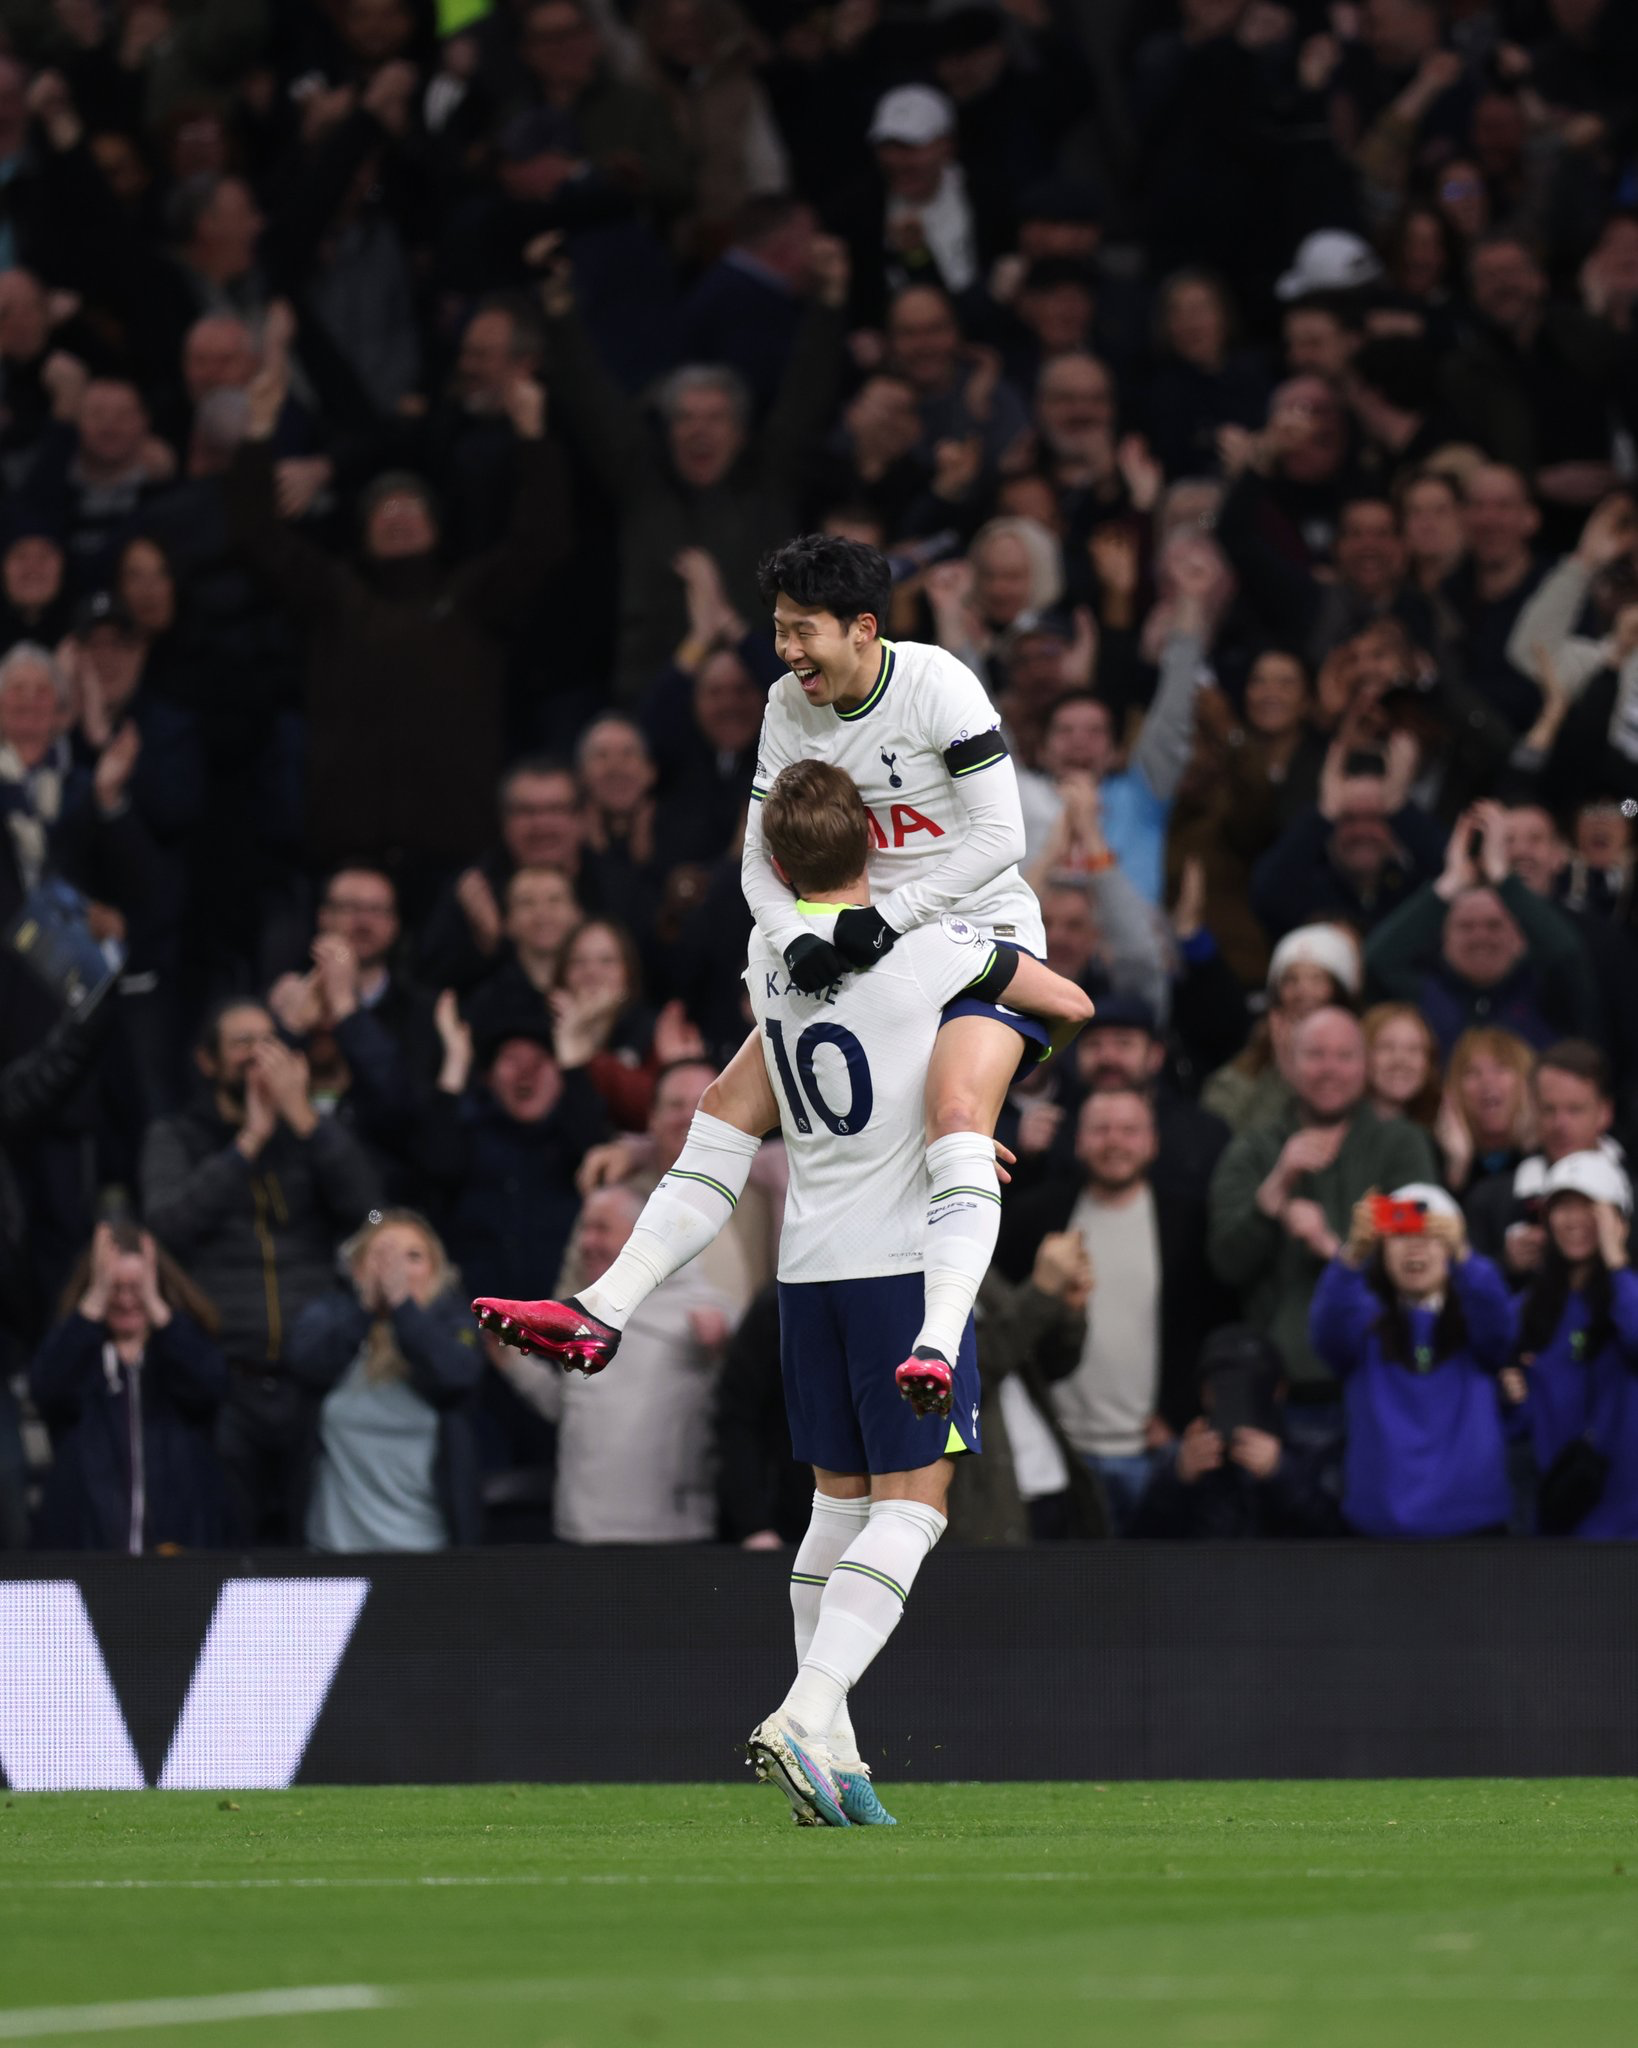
[2, 1780, 1636, 2046]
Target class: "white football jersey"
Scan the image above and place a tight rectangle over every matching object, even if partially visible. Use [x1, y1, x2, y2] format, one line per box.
[746, 911, 1004, 1283]
[748, 637, 1045, 956]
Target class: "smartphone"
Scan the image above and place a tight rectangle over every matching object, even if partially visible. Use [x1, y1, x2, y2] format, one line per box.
[1372, 1195, 1428, 1236]
[1210, 1364, 1275, 1440]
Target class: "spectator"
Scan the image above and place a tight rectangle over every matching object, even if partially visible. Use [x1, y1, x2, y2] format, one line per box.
[1399, 468, 1467, 596]
[540, 231, 848, 695]
[1440, 464, 1545, 734]
[679, 197, 815, 412]
[997, 1085, 1232, 1533]
[228, 309, 571, 874]
[515, 0, 694, 232]
[1362, 1000, 1442, 1130]
[24, 375, 175, 584]
[1512, 1150, 1638, 1539]
[0, 511, 72, 646]
[1250, 731, 1444, 940]
[1208, 1006, 1439, 1397]
[293, 1209, 485, 1552]
[1435, 1026, 1537, 1204]
[549, 916, 663, 1131]
[561, 1055, 778, 1321]
[29, 1219, 229, 1552]
[575, 712, 663, 941]
[1027, 780, 1171, 1025]
[465, 863, 583, 1046]
[416, 995, 606, 1309]
[1466, 1039, 1629, 1276]
[1444, 232, 1629, 520]
[140, 998, 380, 1542]
[1132, 1324, 1343, 1540]
[498, 1182, 731, 1543]
[884, 281, 1029, 469]
[1203, 922, 1362, 1136]
[960, 1234, 1104, 1545]
[1365, 801, 1603, 1051]
[1311, 1186, 1516, 1538]
[1142, 268, 1270, 482]
[634, 0, 789, 264]
[419, 757, 587, 995]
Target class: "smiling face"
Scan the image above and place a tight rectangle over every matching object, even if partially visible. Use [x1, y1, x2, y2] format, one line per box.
[772, 596, 878, 707]
[1462, 464, 1539, 570]
[1368, 1014, 1432, 1108]
[1503, 806, 1566, 896]
[1470, 239, 1545, 335]
[1547, 1190, 1599, 1266]
[1292, 1008, 1367, 1122]
[1401, 474, 1464, 567]
[886, 288, 962, 395]
[0, 656, 64, 765]
[1443, 888, 1524, 988]
[1383, 1230, 1449, 1301]
[563, 921, 630, 1006]
[668, 384, 743, 489]
[973, 534, 1034, 627]
[578, 719, 654, 816]
[502, 770, 581, 868]
[1336, 501, 1404, 600]
[506, 867, 580, 959]
[693, 650, 762, 754]
[1042, 698, 1114, 778]
[1535, 1066, 1611, 1164]
[319, 868, 399, 972]
[1076, 1087, 1157, 1194]
[1458, 1050, 1524, 1148]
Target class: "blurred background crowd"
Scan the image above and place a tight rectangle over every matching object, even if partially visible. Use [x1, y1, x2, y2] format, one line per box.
[2, 0, 1638, 1555]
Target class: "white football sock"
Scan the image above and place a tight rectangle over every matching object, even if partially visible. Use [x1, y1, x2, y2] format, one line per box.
[781, 1498, 946, 1737]
[788, 1490, 871, 1766]
[577, 1112, 760, 1328]
[914, 1132, 1002, 1361]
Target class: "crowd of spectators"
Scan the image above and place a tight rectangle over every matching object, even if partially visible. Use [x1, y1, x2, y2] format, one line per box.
[2, 0, 1638, 1554]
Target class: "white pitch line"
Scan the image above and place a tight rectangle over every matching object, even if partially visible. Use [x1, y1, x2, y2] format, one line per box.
[0, 1986, 389, 2040]
[0, 1868, 1408, 1895]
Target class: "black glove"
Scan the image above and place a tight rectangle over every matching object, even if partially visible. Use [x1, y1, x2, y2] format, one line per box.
[832, 906, 899, 967]
[784, 933, 848, 994]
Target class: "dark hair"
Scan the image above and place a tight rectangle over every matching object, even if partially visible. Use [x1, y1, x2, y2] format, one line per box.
[757, 533, 891, 629]
[1338, 493, 1401, 534]
[734, 194, 808, 247]
[1365, 1251, 1469, 1370]
[195, 993, 269, 1058]
[1284, 290, 1364, 334]
[58, 1220, 221, 1336]
[321, 861, 397, 906]
[1535, 1039, 1612, 1100]
[761, 759, 872, 897]
[471, 292, 545, 365]
[499, 753, 575, 802]
[1518, 1238, 1615, 1363]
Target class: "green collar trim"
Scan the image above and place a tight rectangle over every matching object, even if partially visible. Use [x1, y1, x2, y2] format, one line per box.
[835, 640, 896, 722]
[795, 900, 854, 916]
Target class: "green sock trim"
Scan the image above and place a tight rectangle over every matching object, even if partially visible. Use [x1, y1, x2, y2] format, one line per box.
[832, 1559, 908, 1603]
[662, 1168, 738, 1210]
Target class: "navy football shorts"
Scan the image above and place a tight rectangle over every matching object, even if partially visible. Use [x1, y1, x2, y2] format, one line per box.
[939, 940, 1052, 1073]
[778, 1271, 982, 1476]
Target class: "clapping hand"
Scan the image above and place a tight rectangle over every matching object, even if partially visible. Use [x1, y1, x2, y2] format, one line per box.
[78, 1220, 121, 1321]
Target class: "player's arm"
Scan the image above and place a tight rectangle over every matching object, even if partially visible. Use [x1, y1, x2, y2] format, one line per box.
[848, 657, 1027, 959]
[920, 936, 1094, 1058]
[741, 694, 847, 994]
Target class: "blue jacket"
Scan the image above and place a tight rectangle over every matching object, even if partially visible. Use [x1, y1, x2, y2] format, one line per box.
[1310, 1254, 1515, 1538]
[1519, 1270, 1638, 1540]
[29, 1309, 229, 1551]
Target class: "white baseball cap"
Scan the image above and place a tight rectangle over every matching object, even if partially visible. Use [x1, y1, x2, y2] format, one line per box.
[869, 84, 956, 148]
[1275, 228, 1384, 302]
[1542, 1150, 1632, 1213]
[1388, 1183, 1463, 1223]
